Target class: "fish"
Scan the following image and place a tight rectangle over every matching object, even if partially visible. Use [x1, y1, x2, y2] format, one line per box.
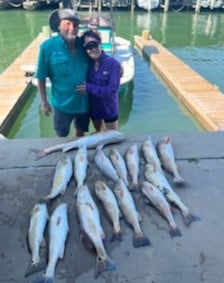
[25, 203, 49, 277]
[109, 148, 129, 186]
[125, 143, 140, 190]
[74, 145, 88, 195]
[141, 181, 181, 238]
[33, 203, 69, 283]
[141, 137, 162, 171]
[76, 185, 116, 279]
[144, 163, 200, 226]
[95, 180, 123, 242]
[94, 146, 119, 182]
[32, 130, 126, 159]
[157, 136, 184, 184]
[41, 155, 73, 201]
[114, 178, 150, 248]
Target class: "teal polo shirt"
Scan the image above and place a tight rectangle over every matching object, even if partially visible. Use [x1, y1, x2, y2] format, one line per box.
[36, 35, 89, 114]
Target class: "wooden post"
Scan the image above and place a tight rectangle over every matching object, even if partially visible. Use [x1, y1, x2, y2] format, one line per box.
[195, 0, 201, 13]
[210, 0, 215, 9]
[98, 0, 101, 13]
[131, 0, 135, 13]
[161, 0, 170, 12]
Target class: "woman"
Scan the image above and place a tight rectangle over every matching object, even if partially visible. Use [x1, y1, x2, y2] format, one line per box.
[76, 30, 121, 132]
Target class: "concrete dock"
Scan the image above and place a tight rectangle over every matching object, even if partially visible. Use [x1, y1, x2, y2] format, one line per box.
[134, 34, 224, 131]
[1, 132, 224, 282]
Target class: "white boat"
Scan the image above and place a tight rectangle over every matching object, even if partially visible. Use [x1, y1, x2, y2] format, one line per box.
[136, 0, 160, 11]
[22, 13, 134, 92]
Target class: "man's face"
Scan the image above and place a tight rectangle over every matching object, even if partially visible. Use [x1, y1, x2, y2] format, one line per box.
[58, 19, 78, 42]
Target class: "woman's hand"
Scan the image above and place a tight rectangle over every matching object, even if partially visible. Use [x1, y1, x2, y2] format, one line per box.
[76, 84, 87, 94]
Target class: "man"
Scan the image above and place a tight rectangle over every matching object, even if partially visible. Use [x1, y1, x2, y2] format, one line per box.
[35, 9, 89, 137]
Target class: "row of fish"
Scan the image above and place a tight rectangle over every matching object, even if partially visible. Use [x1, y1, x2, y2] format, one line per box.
[26, 203, 69, 283]
[39, 134, 199, 238]
[26, 134, 200, 281]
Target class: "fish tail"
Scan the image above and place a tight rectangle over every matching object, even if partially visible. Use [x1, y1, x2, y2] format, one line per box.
[94, 255, 116, 279]
[130, 182, 139, 191]
[25, 260, 46, 277]
[173, 175, 184, 185]
[110, 229, 123, 242]
[29, 148, 47, 160]
[32, 274, 55, 283]
[169, 227, 182, 238]
[133, 232, 151, 248]
[182, 213, 201, 227]
[73, 185, 82, 198]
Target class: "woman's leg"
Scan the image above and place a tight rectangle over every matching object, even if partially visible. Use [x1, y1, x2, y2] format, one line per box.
[92, 119, 104, 132]
[105, 120, 118, 130]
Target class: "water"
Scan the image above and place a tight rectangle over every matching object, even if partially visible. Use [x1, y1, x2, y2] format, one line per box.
[1, 9, 224, 138]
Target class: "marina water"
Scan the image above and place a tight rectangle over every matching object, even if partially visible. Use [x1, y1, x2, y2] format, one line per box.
[1, 9, 224, 138]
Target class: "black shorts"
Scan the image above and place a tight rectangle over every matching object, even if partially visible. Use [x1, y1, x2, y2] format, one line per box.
[92, 115, 118, 123]
[53, 108, 89, 137]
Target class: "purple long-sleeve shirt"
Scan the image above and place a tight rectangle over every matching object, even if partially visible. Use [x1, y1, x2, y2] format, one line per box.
[86, 51, 121, 120]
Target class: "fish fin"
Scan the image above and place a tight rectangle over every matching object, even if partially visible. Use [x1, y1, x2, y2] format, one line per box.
[182, 213, 201, 227]
[164, 136, 171, 144]
[138, 213, 143, 222]
[38, 196, 51, 204]
[32, 274, 55, 283]
[73, 185, 82, 198]
[100, 228, 106, 240]
[96, 143, 104, 151]
[24, 260, 47, 277]
[133, 232, 151, 248]
[173, 175, 185, 185]
[169, 227, 182, 238]
[144, 198, 154, 207]
[94, 255, 116, 279]
[129, 182, 139, 191]
[29, 148, 47, 160]
[110, 230, 123, 242]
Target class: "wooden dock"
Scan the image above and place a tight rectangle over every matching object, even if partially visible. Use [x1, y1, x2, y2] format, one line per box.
[0, 33, 45, 136]
[1, 31, 224, 136]
[134, 33, 224, 131]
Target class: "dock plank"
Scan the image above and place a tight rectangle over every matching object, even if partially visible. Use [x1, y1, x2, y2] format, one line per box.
[134, 35, 224, 131]
[0, 33, 45, 134]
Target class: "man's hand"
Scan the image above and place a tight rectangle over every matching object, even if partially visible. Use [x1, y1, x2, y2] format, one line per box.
[41, 101, 52, 116]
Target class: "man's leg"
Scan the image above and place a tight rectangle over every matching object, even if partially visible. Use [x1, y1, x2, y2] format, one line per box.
[53, 108, 72, 137]
[74, 113, 90, 137]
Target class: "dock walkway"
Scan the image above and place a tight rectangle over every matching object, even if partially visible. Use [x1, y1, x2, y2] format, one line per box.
[134, 35, 224, 131]
[0, 33, 45, 135]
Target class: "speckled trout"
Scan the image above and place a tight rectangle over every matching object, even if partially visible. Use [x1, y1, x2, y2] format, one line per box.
[141, 181, 181, 238]
[33, 130, 125, 159]
[125, 143, 140, 190]
[33, 203, 69, 283]
[94, 146, 119, 182]
[157, 136, 184, 184]
[144, 163, 199, 226]
[25, 203, 49, 277]
[109, 148, 129, 186]
[76, 185, 116, 279]
[74, 145, 88, 194]
[95, 180, 122, 242]
[42, 155, 73, 201]
[141, 137, 162, 171]
[114, 178, 151, 248]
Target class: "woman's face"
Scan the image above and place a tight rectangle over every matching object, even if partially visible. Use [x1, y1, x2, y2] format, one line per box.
[84, 36, 101, 60]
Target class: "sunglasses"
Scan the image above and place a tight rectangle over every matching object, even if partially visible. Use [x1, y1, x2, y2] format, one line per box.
[85, 41, 100, 51]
